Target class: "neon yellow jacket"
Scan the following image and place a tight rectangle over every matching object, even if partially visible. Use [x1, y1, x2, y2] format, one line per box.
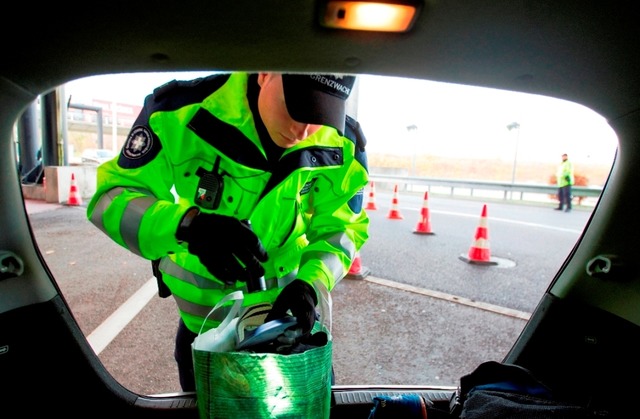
[87, 73, 370, 333]
[556, 159, 574, 187]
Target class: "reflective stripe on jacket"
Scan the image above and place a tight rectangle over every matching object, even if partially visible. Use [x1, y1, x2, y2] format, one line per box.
[87, 73, 370, 332]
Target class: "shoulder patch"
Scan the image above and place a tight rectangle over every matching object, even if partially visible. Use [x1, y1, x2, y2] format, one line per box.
[118, 125, 161, 168]
[123, 126, 154, 159]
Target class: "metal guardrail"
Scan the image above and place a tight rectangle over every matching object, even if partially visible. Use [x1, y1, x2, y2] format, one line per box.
[368, 174, 603, 202]
[65, 118, 602, 203]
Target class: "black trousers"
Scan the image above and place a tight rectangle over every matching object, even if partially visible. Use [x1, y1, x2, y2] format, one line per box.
[175, 318, 198, 392]
[558, 185, 572, 209]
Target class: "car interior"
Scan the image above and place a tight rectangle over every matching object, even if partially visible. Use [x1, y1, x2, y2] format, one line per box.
[1, 0, 639, 417]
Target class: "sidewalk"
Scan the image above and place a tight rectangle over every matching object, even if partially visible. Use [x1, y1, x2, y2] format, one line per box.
[24, 199, 64, 215]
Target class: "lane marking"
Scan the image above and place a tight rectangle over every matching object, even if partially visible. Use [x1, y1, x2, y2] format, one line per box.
[87, 277, 158, 355]
[364, 275, 531, 321]
[428, 208, 583, 234]
[372, 191, 587, 234]
[88, 273, 531, 355]
[375, 199, 584, 234]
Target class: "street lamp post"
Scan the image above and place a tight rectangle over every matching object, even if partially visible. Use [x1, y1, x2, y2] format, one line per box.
[406, 124, 418, 177]
[506, 122, 521, 199]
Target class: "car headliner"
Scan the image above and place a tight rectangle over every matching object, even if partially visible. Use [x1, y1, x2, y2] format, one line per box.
[1, 1, 638, 122]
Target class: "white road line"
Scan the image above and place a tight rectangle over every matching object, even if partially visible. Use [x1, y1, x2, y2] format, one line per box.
[364, 275, 531, 321]
[89, 273, 530, 355]
[404, 207, 583, 234]
[87, 277, 158, 355]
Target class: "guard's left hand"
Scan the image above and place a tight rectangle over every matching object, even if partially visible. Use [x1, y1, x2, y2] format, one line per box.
[265, 279, 318, 335]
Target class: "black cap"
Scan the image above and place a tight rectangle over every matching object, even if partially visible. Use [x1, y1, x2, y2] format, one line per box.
[282, 74, 356, 136]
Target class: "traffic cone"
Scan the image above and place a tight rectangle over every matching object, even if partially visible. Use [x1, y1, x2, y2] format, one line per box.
[459, 204, 497, 265]
[413, 191, 435, 235]
[365, 181, 378, 210]
[66, 173, 83, 206]
[386, 184, 404, 220]
[345, 252, 371, 280]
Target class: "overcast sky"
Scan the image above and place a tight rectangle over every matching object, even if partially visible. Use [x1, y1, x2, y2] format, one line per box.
[65, 72, 618, 166]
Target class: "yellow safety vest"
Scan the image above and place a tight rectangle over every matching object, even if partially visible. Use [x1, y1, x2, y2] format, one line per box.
[87, 73, 370, 332]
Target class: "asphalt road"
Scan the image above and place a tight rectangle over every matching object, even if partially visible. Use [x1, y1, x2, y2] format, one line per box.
[25, 195, 590, 396]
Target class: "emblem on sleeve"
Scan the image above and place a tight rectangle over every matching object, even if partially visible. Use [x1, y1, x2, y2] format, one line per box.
[123, 126, 154, 159]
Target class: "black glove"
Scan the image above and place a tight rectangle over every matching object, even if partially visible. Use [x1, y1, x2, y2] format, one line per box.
[265, 279, 318, 335]
[177, 208, 268, 285]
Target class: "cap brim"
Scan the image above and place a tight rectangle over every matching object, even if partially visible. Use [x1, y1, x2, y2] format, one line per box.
[282, 75, 347, 136]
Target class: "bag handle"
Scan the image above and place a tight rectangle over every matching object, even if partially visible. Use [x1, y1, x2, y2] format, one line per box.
[197, 290, 244, 337]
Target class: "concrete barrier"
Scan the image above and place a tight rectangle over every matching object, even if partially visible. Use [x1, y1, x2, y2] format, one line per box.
[21, 165, 97, 204]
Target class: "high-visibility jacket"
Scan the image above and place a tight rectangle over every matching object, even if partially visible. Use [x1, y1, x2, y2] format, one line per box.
[87, 73, 370, 333]
[556, 159, 574, 187]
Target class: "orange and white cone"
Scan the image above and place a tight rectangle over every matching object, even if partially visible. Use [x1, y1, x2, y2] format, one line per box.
[66, 173, 83, 206]
[459, 204, 497, 265]
[345, 252, 371, 280]
[386, 184, 404, 220]
[413, 191, 435, 235]
[365, 181, 378, 210]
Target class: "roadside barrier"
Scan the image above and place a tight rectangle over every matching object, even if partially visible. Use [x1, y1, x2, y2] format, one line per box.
[459, 204, 497, 265]
[345, 252, 371, 280]
[365, 181, 378, 210]
[386, 184, 404, 220]
[413, 191, 435, 235]
[66, 173, 83, 206]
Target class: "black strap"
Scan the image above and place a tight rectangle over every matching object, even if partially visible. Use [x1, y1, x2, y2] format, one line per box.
[152, 258, 171, 298]
[187, 108, 269, 170]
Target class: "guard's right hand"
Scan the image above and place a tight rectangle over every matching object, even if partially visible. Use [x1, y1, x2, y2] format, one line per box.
[177, 209, 268, 285]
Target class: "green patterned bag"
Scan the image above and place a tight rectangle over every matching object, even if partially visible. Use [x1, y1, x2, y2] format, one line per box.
[192, 291, 333, 419]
